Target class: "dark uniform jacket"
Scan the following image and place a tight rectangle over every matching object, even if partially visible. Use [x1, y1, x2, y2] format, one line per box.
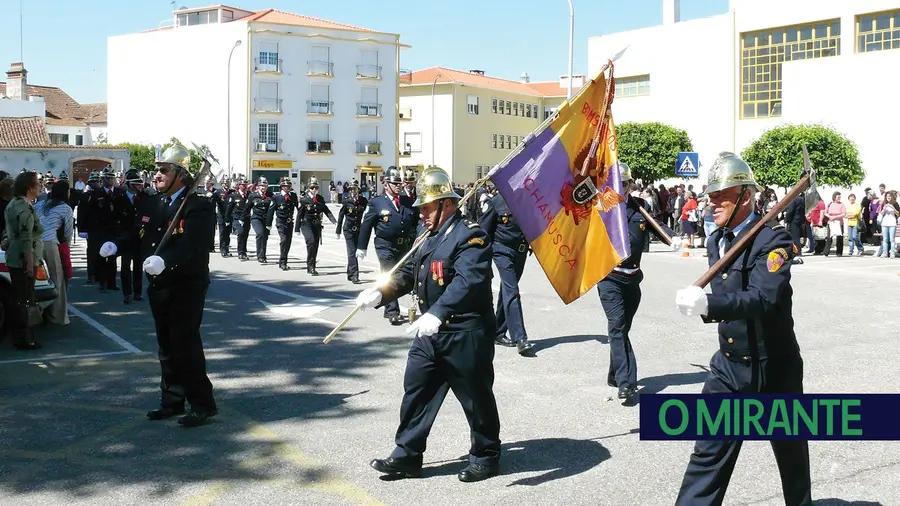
[336, 195, 368, 235]
[271, 191, 299, 226]
[617, 196, 673, 271]
[120, 189, 215, 289]
[115, 189, 151, 252]
[85, 186, 123, 240]
[479, 193, 526, 251]
[702, 215, 800, 362]
[248, 190, 275, 224]
[212, 188, 232, 222]
[295, 193, 335, 232]
[379, 212, 495, 334]
[357, 194, 418, 250]
[225, 191, 251, 222]
[783, 195, 807, 228]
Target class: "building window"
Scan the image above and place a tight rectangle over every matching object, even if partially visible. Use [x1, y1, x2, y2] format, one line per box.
[257, 123, 278, 152]
[75, 134, 84, 146]
[513, 102, 518, 116]
[505, 101, 511, 115]
[513, 135, 519, 146]
[492, 134, 497, 149]
[476, 165, 491, 179]
[467, 95, 479, 115]
[257, 41, 280, 72]
[49, 133, 69, 145]
[358, 49, 381, 78]
[525, 104, 532, 117]
[308, 123, 332, 153]
[492, 98, 498, 113]
[309, 45, 333, 76]
[499, 135, 505, 149]
[740, 19, 840, 119]
[498, 100, 505, 114]
[404, 132, 422, 152]
[506, 135, 511, 149]
[544, 107, 557, 120]
[615, 75, 651, 98]
[857, 10, 900, 52]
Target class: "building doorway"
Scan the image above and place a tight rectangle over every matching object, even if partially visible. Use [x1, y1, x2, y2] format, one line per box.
[71, 158, 112, 184]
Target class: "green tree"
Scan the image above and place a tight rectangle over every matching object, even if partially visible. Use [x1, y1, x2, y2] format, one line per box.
[120, 143, 155, 172]
[615, 121, 694, 184]
[741, 124, 865, 189]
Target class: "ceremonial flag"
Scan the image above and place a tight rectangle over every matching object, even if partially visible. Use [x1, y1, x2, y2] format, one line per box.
[488, 68, 630, 304]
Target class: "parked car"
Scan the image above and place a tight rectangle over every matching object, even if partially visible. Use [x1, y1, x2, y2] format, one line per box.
[0, 250, 57, 333]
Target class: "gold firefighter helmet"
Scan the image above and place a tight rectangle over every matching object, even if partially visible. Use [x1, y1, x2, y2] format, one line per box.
[413, 166, 459, 207]
[705, 152, 762, 195]
[403, 167, 417, 182]
[385, 166, 403, 184]
[88, 170, 102, 182]
[348, 179, 360, 189]
[157, 144, 190, 171]
[58, 170, 69, 181]
[307, 176, 319, 189]
[279, 176, 292, 187]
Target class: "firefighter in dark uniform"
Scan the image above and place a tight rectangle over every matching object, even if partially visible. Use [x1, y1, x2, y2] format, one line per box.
[203, 179, 217, 252]
[356, 166, 417, 325]
[248, 177, 274, 263]
[117, 169, 150, 304]
[271, 176, 298, 270]
[335, 179, 367, 284]
[295, 176, 336, 275]
[100, 144, 217, 428]
[356, 166, 502, 483]
[479, 190, 533, 355]
[213, 179, 234, 257]
[402, 167, 417, 200]
[78, 171, 102, 283]
[227, 179, 252, 261]
[90, 166, 121, 292]
[599, 162, 680, 405]
[783, 191, 806, 265]
[674, 152, 811, 506]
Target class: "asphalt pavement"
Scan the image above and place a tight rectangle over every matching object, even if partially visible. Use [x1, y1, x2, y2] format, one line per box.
[1, 214, 897, 506]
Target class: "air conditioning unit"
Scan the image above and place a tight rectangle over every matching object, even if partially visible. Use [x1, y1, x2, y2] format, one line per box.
[308, 141, 318, 152]
[367, 143, 379, 154]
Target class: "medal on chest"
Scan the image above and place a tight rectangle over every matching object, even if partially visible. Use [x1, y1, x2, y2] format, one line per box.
[431, 260, 444, 286]
[501, 216, 509, 224]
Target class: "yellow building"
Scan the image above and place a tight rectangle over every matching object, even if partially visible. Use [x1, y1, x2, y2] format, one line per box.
[398, 67, 584, 184]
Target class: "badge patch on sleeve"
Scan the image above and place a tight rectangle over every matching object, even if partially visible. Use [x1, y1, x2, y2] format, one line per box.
[767, 250, 786, 272]
[141, 216, 150, 223]
[468, 237, 484, 246]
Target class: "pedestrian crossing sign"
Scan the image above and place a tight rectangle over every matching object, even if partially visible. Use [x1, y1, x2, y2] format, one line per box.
[676, 152, 700, 177]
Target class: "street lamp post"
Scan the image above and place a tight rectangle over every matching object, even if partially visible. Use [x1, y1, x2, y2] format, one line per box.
[226, 39, 242, 180]
[567, 0, 574, 100]
[431, 72, 442, 167]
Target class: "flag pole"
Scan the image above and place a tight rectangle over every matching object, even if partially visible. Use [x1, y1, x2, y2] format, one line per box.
[322, 46, 628, 344]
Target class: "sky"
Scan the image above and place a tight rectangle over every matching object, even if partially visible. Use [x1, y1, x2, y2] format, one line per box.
[0, 0, 729, 105]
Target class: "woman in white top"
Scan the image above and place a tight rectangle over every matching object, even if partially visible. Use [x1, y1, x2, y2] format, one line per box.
[35, 180, 75, 325]
[878, 191, 898, 258]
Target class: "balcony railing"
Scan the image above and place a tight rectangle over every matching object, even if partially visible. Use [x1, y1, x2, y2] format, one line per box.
[254, 57, 283, 73]
[306, 140, 333, 154]
[356, 64, 382, 79]
[253, 138, 282, 153]
[307, 60, 334, 76]
[254, 97, 282, 113]
[356, 141, 381, 155]
[306, 100, 333, 115]
[356, 103, 382, 117]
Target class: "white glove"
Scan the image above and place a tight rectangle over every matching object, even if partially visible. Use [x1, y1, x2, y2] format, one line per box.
[99, 241, 117, 258]
[675, 286, 708, 317]
[78, 232, 88, 239]
[355, 249, 367, 261]
[142, 255, 166, 276]
[355, 287, 382, 310]
[670, 236, 683, 251]
[406, 312, 441, 338]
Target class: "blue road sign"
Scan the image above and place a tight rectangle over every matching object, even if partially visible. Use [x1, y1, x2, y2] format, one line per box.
[676, 152, 700, 177]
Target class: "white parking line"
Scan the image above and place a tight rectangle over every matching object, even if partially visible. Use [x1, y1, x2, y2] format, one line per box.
[67, 305, 142, 353]
[0, 350, 134, 366]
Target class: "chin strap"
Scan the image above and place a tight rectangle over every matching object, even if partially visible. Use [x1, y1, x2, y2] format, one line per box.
[722, 186, 748, 233]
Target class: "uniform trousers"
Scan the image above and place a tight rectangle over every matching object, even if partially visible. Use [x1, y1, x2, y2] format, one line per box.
[276, 220, 293, 265]
[120, 248, 143, 299]
[299, 221, 322, 270]
[676, 351, 812, 506]
[209, 219, 216, 251]
[342, 229, 360, 280]
[390, 330, 502, 466]
[147, 281, 216, 412]
[789, 222, 804, 254]
[492, 243, 528, 342]
[375, 242, 407, 318]
[218, 218, 232, 254]
[91, 235, 117, 290]
[597, 270, 642, 390]
[234, 217, 250, 256]
[251, 219, 268, 261]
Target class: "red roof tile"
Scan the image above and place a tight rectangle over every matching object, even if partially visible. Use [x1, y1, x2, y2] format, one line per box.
[0, 82, 93, 126]
[244, 9, 379, 33]
[0, 116, 49, 148]
[401, 67, 584, 97]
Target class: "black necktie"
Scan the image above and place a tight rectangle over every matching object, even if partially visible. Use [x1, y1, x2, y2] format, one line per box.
[724, 231, 735, 254]
[165, 195, 172, 206]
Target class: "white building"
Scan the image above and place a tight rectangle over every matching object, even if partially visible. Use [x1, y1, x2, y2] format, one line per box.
[1, 62, 107, 148]
[108, 5, 406, 194]
[588, 0, 900, 194]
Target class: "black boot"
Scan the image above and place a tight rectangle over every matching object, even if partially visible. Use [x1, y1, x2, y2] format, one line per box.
[370, 457, 422, 478]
